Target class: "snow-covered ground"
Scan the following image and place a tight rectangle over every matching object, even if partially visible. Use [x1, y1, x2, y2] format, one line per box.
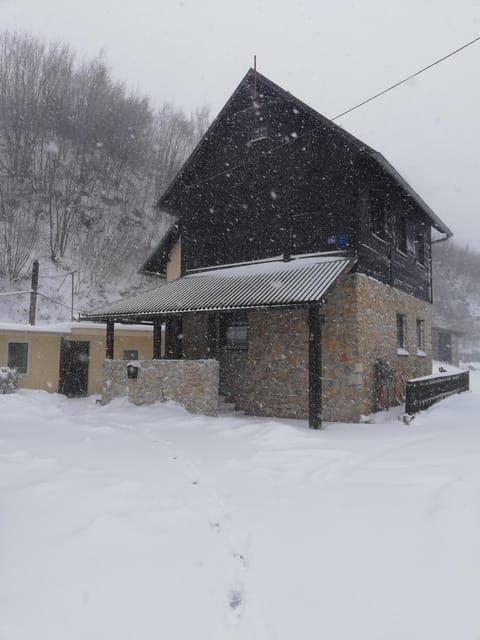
[2, 374, 480, 639]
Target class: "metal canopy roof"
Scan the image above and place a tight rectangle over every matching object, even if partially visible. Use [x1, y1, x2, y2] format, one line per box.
[82, 256, 354, 321]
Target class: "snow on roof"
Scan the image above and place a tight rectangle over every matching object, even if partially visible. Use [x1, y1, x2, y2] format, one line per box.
[82, 255, 355, 320]
[187, 253, 349, 278]
[0, 322, 154, 334]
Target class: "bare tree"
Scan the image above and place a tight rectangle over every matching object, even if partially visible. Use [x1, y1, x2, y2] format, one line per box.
[0, 29, 209, 283]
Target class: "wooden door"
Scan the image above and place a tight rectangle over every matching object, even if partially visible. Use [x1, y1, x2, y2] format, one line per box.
[59, 340, 90, 397]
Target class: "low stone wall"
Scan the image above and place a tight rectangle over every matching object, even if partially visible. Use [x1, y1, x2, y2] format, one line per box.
[102, 359, 219, 416]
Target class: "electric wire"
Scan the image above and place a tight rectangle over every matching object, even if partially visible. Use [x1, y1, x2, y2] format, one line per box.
[183, 36, 480, 189]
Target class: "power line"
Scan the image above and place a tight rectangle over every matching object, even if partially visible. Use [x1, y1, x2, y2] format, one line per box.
[331, 35, 480, 121]
[189, 36, 480, 188]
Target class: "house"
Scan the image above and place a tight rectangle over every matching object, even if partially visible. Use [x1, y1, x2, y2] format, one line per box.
[82, 68, 452, 425]
[431, 323, 463, 366]
[0, 322, 156, 396]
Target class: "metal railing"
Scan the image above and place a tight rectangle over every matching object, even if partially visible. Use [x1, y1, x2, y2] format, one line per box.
[405, 371, 470, 414]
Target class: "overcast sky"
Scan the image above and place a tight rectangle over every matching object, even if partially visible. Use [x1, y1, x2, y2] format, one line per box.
[1, 0, 479, 249]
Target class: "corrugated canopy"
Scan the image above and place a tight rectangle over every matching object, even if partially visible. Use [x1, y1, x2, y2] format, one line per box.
[82, 255, 355, 321]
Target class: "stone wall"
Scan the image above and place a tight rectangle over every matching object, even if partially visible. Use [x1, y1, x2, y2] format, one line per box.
[219, 308, 309, 419]
[322, 273, 432, 421]
[102, 359, 219, 415]
[180, 273, 432, 423]
[182, 309, 309, 419]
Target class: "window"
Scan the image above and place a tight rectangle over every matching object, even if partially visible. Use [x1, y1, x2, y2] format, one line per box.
[396, 314, 407, 350]
[406, 222, 415, 254]
[416, 320, 425, 350]
[223, 313, 248, 349]
[249, 125, 268, 143]
[123, 349, 139, 361]
[396, 218, 407, 253]
[415, 231, 426, 265]
[370, 196, 387, 240]
[396, 218, 415, 255]
[7, 342, 29, 374]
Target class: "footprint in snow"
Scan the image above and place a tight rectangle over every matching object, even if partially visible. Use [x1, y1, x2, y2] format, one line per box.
[229, 589, 243, 610]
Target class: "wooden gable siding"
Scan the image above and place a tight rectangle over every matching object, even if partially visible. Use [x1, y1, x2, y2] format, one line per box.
[354, 156, 432, 301]
[161, 75, 358, 271]
[153, 69, 439, 302]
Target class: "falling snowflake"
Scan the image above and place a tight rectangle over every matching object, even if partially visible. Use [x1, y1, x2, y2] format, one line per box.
[46, 141, 59, 155]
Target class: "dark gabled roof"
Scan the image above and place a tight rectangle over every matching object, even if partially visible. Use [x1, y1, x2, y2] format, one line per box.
[370, 151, 452, 238]
[155, 68, 452, 237]
[83, 255, 354, 321]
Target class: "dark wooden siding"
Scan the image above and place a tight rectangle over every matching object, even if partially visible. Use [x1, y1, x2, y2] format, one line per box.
[162, 78, 359, 271]
[157, 71, 434, 302]
[355, 157, 432, 301]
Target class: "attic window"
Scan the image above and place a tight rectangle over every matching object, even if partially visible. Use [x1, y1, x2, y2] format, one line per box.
[250, 125, 268, 143]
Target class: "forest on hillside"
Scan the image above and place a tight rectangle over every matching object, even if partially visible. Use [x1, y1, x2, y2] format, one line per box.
[0, 30, 208, 288]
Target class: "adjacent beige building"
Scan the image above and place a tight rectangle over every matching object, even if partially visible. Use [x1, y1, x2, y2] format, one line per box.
[0, 322, 157, 396]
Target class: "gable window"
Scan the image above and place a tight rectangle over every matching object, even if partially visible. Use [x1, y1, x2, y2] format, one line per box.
[370, 196, 387, 240]
[7, 342, 29, 374]
[249, 125, 268, 143]
[223, 313, 249, 350]
[123, 349, 139, 360]
[396, 314, 407, 350]
[417, 319, 425, 350]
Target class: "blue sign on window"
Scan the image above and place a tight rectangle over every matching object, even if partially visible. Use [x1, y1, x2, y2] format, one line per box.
[336, 234, 348, 249]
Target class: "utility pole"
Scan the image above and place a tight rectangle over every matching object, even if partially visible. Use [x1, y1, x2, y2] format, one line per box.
[71, 270, 78, 320]
[28, 259, 39, 325]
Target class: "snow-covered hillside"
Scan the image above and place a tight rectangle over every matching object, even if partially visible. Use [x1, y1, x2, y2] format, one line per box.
[1, 375, 479, 639]
[0, 256, 161, 324]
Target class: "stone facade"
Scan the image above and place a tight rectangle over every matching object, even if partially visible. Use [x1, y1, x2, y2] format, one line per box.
[182, 308, 309, 419]
[322, 273, 432, 422]
[181, 272, 432, 423]
[102, 359, 219, 415]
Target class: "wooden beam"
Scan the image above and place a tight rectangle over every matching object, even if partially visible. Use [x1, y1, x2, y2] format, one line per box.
[153, 319, 162, 359]
[106, 320, 114, 359]
[308, 304, 323, 429]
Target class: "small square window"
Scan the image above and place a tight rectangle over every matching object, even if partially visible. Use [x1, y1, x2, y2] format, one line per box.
[7, 342, 29, 374]
[123, 349, 139, 360]
[396, 314, 407, 349]
[250, 125, 268, 143]
[223, 313, 248, 349]
[416, 320, 425, 350]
